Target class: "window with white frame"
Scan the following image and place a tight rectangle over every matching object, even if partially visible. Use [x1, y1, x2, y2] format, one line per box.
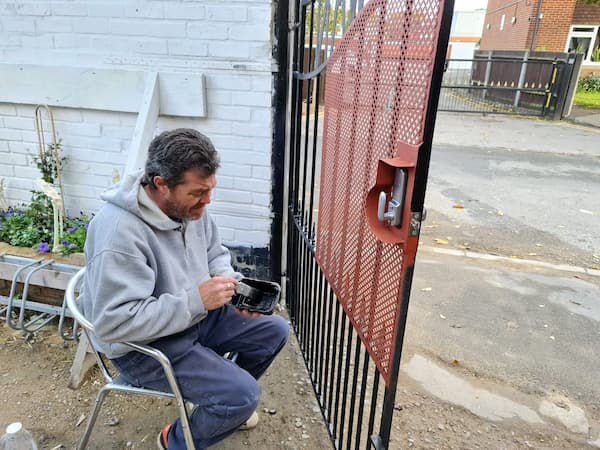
[566, 25, 600, 63]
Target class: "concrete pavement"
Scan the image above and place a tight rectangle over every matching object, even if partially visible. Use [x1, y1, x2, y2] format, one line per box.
[406, 111, 600, 442]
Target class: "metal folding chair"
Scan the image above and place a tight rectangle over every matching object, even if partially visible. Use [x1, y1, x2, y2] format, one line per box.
[65, 267, 197, 450]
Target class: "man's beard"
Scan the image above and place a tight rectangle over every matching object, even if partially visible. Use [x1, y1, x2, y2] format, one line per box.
[163, 198, 204, 221]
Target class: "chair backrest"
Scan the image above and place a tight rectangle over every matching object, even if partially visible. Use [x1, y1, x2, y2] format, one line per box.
[65, 267, 115, 382]
[65, 267, 90, 329]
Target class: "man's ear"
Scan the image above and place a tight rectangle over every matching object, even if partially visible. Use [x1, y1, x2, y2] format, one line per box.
[153, 176, 169, 193]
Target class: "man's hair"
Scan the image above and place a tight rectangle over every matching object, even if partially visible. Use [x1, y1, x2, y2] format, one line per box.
[142, 128, 220, 189]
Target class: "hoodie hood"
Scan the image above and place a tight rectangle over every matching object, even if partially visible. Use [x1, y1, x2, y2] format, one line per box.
[100, 170, 181, 231]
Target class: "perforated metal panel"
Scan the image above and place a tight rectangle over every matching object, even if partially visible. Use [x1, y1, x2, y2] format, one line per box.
[315, 0, 445, 384]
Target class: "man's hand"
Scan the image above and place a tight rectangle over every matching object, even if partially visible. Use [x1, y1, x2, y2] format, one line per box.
[199, 276, 238, 310]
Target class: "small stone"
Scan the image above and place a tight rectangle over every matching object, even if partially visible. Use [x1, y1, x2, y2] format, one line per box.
[437, 424, 445, 431]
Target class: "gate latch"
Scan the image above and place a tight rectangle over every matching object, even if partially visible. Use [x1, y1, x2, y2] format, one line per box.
[377, 168, 406, 227]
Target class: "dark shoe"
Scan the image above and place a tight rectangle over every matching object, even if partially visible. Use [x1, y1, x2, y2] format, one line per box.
[156, 423, 171, 449]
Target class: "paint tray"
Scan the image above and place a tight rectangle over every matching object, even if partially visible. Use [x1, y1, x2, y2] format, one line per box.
[231, 278, 280, 315]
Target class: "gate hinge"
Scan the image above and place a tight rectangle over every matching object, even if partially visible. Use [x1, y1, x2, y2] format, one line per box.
[409, 208, 426, 236]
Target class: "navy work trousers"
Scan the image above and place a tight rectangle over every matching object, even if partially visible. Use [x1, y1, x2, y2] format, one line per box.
[111, 305, 289, 449]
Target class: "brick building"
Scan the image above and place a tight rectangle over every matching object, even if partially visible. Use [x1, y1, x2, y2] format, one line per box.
[480, 0, 600, 76]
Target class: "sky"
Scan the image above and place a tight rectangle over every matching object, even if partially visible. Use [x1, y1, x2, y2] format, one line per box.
[454, 0, 488, 11]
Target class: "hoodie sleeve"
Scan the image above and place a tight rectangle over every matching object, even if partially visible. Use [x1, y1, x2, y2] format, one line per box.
[204, 213, 243, 280]
[84, 249, 206, 343]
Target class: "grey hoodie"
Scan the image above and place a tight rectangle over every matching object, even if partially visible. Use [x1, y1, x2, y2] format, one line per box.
[79, 170, 241, 359]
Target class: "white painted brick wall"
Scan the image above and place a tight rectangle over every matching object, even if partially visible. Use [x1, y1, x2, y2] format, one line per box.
[0, 0, 275, 248]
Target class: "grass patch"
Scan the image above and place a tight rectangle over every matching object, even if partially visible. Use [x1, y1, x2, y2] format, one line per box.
[574, 90, 600, 108]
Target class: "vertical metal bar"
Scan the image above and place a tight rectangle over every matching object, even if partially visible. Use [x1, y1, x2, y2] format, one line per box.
[338, 325, 354, 449]
[318, 272, 331, 403]
[367, 369, 381, 450]
[332, 307, 347, 441]
[312, 268, 325, 389]
[321, 287, 334, 410]
[354, 350, 371, 450]
[327, 298, 342, 422]
[346, 334, 363, 450]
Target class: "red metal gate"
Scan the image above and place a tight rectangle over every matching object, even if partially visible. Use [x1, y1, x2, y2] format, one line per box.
[284, 0, 453, 448]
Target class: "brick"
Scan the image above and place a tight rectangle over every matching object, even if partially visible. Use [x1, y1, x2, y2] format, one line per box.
[35, 16, 73, 33]
[0, 165, 15, 177]
[208, 41, 250, 59]
[72, 17, 110, 34]
[20, 35, 54, 48]
[252, 192, 271, 207]
[45, 108, 83, 122]
[167, 39, 208, 57]
[164, 4, 205, 20]
[249, 42, 271, 58]
[208, 75, 252, 91]
[57, 121, 101, 137]
[7, 141, 34, 155]
[251, 75, 272, 92]
[247, 6, 272, 26]
[231, 122, 272, 138]
[214, 189, 252, 204]
[1, 17, 35, 32]
[231, 91, 271, 108]
[7, 2, 51, 16]
[6, 188, 31, 202]
[217, 163, 252, 178]
[123, 3, 164, 19]
[234, 230, 270, 246]
[87, 3, 124, 18]
[3, 116, 34, 130]
[251, 108, 271, 124]
[82, 110, 124, 125]
[101, 124, 135, 140]
[221, 150, 269, 165]
[50, 2, 88, 16]
[206, 6, 247, 22]
[229, 25, 270, 41]
[0, 104, 18, 115]
[210, 105, 251, 121]
[234, 177, 270, 193]
[11, 166, 39, 179]
[187, 22, 229, 40]
[217, 226, 235, 242]
[206, 91, 232, 106]
[215, 175, 234, 189]
[55, 33, 91, 48]
[251, 165, 271, 180]
[110, 19, 186, 38]
[7, 152, 29, 166]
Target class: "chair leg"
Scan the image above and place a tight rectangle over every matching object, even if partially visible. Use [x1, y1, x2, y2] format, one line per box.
[175, 398, 196, 450]
[77, 385, 112, 450]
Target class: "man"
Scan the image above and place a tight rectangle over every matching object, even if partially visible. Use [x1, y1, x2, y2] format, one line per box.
[80, 128, 289, 449]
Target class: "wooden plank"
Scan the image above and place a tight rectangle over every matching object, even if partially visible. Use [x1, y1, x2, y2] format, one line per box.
[0, 64, 206, 117]
[0, 261, 78, 291]
[125, 72, 160, 174]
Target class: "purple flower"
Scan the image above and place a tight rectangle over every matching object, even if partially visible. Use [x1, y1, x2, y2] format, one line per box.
[38, 242, 50, 253]
[66, 226, 77, 233]
[84, 223, 89, 230]
[68, 243, 77, 250]
[61, 240, 69, 246]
